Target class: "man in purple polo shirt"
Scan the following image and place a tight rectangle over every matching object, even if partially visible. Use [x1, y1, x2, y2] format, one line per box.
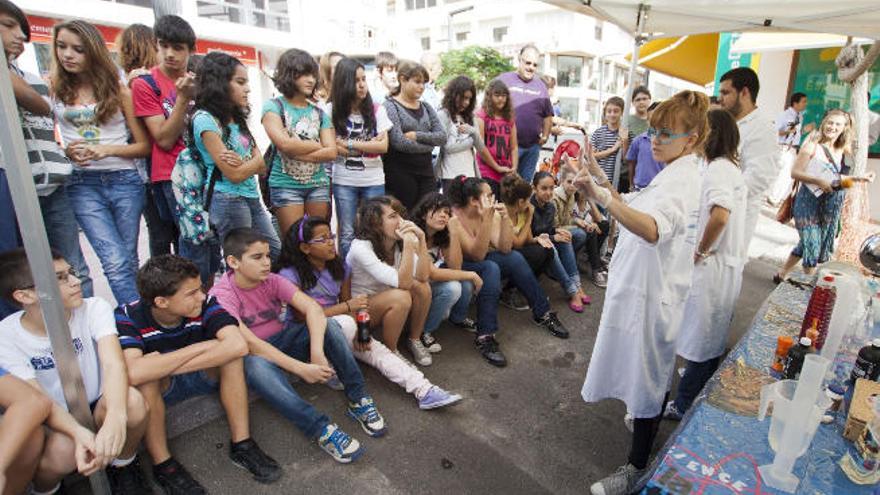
[498, 44, 553, 182]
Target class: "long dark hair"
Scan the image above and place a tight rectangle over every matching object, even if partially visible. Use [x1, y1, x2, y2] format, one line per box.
[482, 79, 513, 122]
[704, 109, 740, 166]
[331, 57, 376, 138]
[412, 192, 452, 249]
[441, 76, 477, 125]
[188, 51, 253, 147]
[275, 216, 346, 290]
[447, 175, 487, 208]
[355, 196, 405, 264]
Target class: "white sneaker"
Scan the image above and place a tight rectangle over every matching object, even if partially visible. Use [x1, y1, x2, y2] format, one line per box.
[590, 463, 645, 495]
[408, 339, 433, 366]
[420, 333, 442, 353]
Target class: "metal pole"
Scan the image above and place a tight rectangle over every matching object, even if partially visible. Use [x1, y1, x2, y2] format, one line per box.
[0, 46, 110, 493]
[597, 56, 605, 125]
[612, 3, 648, 190]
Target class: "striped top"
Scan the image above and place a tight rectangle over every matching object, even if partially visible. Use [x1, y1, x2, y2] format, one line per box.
[115, 296, 238, 354]
[10, 65, 72, 196]
[590, 125, 621, 181]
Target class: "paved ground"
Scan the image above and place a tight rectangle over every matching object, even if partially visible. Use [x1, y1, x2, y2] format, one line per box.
[71, 207, 796, 494]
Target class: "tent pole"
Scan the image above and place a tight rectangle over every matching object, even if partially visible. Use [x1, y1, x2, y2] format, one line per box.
[0, 43, 110, 493]
[613, 2, 648, 190]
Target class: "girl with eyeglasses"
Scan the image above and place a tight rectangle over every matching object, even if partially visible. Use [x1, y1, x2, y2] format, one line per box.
[577, 90, 708, 495]
[276, 216, 462, 410]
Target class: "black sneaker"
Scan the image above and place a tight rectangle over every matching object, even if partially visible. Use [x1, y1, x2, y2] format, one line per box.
[450, 317, 477, 333]
[499, 289, 529, 311]
[229, 438, 282, 484]
[107, 457, 151, 495]
[534, 312, 569, 339]
[153, 458, 206, 495]
[475, 335, 507, 367]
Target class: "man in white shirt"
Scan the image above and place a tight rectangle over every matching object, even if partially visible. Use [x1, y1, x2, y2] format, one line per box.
[718, 67, 781, 247]
[769, 92, 813, 204]
[369, 51, 398, 102]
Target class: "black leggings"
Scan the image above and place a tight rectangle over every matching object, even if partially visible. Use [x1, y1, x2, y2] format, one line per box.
[584, 220, 610, 269]
[516, 244, 553, 276]
[628, 392, 670, 469]
[385, 171, 437, 210]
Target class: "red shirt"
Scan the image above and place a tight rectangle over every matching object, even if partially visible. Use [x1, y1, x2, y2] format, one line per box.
[131, 67, 186, 182]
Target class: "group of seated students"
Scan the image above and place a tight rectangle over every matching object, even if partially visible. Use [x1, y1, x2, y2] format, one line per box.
[0, 166, 604, 493]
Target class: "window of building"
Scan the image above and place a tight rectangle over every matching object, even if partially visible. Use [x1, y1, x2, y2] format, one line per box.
[406, 0, 437, 10]
[493, 26, 508, 43]
[558, 97, 579, 123]
[197, 0, 290, 31]
[557, 55, 583, 88]
[456, 31, 469, 42]
[421, 36, 431, 50]
[102, 0, 152, 7]
[594, 22, 603, 41]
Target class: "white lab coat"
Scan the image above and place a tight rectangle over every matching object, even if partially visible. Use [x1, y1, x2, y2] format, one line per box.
[676, 158, 749, 363]
[738, 110, 781, 247]
[581, 153, 702, 418]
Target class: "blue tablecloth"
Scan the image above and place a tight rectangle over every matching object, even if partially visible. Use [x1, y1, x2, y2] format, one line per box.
[641, 274, 879, 494]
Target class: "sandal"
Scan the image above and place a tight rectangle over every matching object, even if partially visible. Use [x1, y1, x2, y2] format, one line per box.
[580, 294, 592, 305]
[568, 300, 584, 313]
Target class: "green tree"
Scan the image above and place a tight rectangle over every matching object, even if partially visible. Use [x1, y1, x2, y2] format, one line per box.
[438, 46, 514, 92]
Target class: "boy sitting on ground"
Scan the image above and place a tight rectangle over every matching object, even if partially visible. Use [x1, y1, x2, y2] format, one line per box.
[209, 228, 386, 464]
[115, 254, 281, 494]
[0, 248, 151, 494]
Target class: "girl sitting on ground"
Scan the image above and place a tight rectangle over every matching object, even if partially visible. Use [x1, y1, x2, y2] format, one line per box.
[277, 216, 462, 410]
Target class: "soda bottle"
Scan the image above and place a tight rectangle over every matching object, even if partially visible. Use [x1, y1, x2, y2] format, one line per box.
[851, 339, 880, 382]
[799, 276, 836, 350]
[771, 335, 795, 373]
[783, 337, 812, 380]
[356, 308, 371, 343]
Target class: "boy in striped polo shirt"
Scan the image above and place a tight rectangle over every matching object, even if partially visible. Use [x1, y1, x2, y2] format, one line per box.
[116, 255, 281, 494]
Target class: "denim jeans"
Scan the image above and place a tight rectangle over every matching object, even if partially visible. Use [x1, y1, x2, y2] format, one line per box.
[487, 250, 551, 320]
[37, 187, 94, 298]
[450, 280, 474, 324]
[517, 144, 542, 183]
[67, 169, 144, 304]
[460, 259, 501, 336]
[549, 241, 581, 295]
[424, 281, 461, 334]
[143, 183, 177, 256]
[243, 318, 368, 438]
[673, 357, 722, 413]
[0, 170, 22, 319]
[209, 192, 281, 259]
[568, 227, 587, 254]
[332, 183, 385, 262]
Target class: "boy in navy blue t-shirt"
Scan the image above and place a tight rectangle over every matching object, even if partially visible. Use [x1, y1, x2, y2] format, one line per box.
[116, 254, 281, 493]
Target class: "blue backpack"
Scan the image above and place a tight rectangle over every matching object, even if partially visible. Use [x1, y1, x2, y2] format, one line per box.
[170, 111, 223, 245]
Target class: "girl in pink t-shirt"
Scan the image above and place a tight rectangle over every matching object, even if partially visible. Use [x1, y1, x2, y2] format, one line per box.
[476, 79, 517, 198]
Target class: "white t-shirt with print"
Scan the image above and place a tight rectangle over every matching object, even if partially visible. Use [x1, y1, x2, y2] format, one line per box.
[0, 297, 118, 408]
[329, 103, 394, 187]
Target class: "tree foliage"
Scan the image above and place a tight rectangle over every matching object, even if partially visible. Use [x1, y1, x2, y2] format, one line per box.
[438, 46, 514, 91]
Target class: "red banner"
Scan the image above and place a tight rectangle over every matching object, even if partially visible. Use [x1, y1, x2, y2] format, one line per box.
[27, 15, 257, 66]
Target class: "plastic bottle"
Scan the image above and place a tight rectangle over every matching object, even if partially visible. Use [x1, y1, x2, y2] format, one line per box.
[783, 337, 813, 380]
[772, 336, 795, 373]
[800, 276, 836, 350]
[839, 397, 880, 484]
[851, 339, 880, 382]
[356, 308, 371, 343]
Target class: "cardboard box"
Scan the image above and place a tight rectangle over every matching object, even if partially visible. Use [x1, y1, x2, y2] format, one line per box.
[844, 379, 880, 441]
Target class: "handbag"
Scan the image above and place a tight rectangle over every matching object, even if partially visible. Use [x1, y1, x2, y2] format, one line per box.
[776, 180, 799, 224]
[260, 97, 285, 212]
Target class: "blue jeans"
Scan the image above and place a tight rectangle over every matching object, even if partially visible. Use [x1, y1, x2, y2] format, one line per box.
[450, 280, 474, 324]
[460, 260, 501, 336]
[333, 183, 385, 262]
[673, 357, 722, 413]
[568, 227, 587, 254]
[67, 169, 144, 304]
[487, 250, 551, 320]
[549, 241, 581, 295]
[209, 192, 280, 259]
[424, 281, 461, 334]
[517, 144, 542, 183]
[38, 187, 94, 298]
[244, 318, 368, 438]
[162, 370, 219, 406]
[0, 170, 22, 319]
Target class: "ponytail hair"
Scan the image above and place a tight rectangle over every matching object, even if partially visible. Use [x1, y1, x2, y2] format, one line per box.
[447, 175, 487, 208]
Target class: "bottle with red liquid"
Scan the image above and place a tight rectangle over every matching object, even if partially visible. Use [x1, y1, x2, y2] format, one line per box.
[799, 275, 836, 351]
[356, 308, 371, 343]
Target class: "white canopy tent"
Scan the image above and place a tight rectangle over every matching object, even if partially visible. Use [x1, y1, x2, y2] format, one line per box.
[540, 0, 880, 187]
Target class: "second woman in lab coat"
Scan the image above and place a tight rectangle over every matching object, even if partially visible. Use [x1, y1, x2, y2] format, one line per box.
[576, 91, 709, 495]
[666, 109, 748, 420]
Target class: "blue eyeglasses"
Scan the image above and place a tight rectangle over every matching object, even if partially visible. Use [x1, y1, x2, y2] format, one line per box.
[647, 127, 692, 144]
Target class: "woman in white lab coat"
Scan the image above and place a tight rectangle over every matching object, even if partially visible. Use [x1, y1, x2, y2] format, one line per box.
[576, 91, 709, 495]
[665, 109, 749, 420]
